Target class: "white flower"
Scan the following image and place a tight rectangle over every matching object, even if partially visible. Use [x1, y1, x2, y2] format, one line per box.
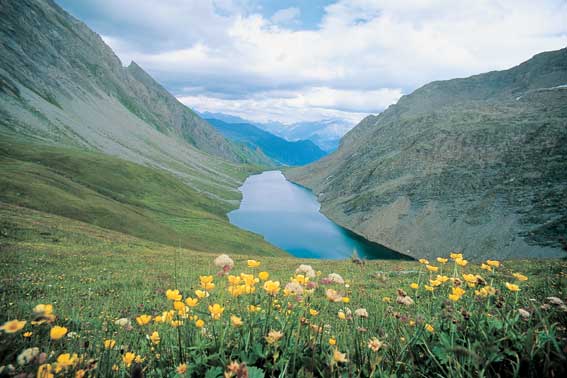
[295, 264, 316, 278]
[285, 281, 304, 295]
[17, 348, 39, 365]
[518, 308, 530, 320]
[214, 254, 234, 269]
[354, 308, 369, 318]
[115, 318, 132, 328]
[546, 297, 564, 306]
[327, 273, 345, 284]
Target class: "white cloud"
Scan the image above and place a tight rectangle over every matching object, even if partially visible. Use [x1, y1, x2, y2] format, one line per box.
[178, 86, 401, 124]
[88, 0, 567, 124]
[271, 7, 301, 26]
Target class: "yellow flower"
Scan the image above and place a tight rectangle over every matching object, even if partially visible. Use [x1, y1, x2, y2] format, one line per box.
[208, 304, 224, 320]
[50, 326, 67, 340]
[33, 304, 54, 315]
[436, 257, 448, 264]
[480, 263, 492, 271]
[195, 290, 209, 299]
[382, 296, 392, 303]
[309, 308, 319, 316]
[227, 275, 241, 285]
[103, 339, 116, 349]
[505, 282, 520, 292]
[410, 283, 419, 289]
[263, 280, 281, 296]
[329, 337, 337, 346]
[166, 289, 182, 301]
[177, 363, 188, 374]
[170, 320, 183, 328]
[123, 352, 136, 367]
[185, 297, 198, 307]
[486, 260, 500, 268]
[112, 364, 119, 372]
[437, 275, 450, 283]
[37, 364, 54, 378]
[455, 258, 468, 267]
[248, 305, 261, 313]
[409, 320, 416, 327]
[199, 275, 215, 291]
[342, 297, 350, 303]
[512, 272, 528, 281]
[448, 287, 465, 301]
[426, 265, 439, 272]
[418, 258, 429, 265]
[230, 315, 243, 327]
[367, 337, 384, 352]
[150, 331, 160, 345]
[0, 319, 26, 333]
[424, 285, 434, 292]
[247, 259, 261, 268]
[429, 279, 442, 287]
[452, 287, 466, 296]
[135, 355, 144, 364]
[136, 315, 152, 326]
[23, 331, 33, 337]
[462, 274, 479, 284]
[450, 252, 463, 260]
[265, 330, 283, 344]
[75, 369, 86, 378]
[337, 311, 346, 320]
[195, 319, 205, 328]
[333, 349, 348, 363]
[258, 271, 270, 281]
[55, 353, 78, 373]
[425, 324, 435, 333]
[448, 294, 461, 302]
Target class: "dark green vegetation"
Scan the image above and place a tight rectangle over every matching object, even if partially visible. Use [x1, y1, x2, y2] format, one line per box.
[287, 48, 567, 261]
[206, 118, 327, 166]
[0, 138, 283, 256]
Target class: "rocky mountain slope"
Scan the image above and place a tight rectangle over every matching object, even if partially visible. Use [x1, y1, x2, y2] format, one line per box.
[0, 0, 271, 207]
[287, 48, 567, 260]
[206, 118, 326, 166]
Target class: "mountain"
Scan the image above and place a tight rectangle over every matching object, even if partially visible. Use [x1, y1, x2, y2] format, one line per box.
[0, 0, 272, 205]
[206, 118, 327, 166]
[286, 48, 567, 261]
[253, 119, 352, 152]
[278, 119, 353, 152]
[0, 0, 284, 256]
[199, 111, 351, 152]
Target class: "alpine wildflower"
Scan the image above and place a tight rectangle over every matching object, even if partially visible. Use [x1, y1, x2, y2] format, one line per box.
[0, 320, 26, 333]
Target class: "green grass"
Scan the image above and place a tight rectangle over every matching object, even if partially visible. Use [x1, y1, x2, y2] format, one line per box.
[0, 209, 566, 377]
[0, 139, 283, 257]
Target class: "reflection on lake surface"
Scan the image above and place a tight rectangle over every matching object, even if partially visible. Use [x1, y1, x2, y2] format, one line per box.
[229, 171, 410, 260]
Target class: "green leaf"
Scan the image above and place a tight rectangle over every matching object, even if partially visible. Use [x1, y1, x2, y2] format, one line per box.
[247, 366, 266, 378]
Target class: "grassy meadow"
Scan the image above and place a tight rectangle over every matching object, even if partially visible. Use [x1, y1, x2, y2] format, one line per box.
[1, 203, 566, 377]
[0, 139, 282, 257]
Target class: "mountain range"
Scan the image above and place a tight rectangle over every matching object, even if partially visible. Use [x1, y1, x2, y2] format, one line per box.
[287, 48, 567, 261]
[200, 111, 351, 152]
[205, 118, 326, 166]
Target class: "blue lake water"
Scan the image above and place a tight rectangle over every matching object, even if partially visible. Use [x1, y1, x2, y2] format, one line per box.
[229, 170, 410, 260]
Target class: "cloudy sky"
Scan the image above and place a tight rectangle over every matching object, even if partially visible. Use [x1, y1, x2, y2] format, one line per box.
[56, 0, 567, 126]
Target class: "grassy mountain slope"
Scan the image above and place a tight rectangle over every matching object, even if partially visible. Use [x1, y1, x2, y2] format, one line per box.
[0, 0, 272, 208]
[287, 48, 567, 261]
[206, 118, 327, 166]
[0, 138, 283, 256]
